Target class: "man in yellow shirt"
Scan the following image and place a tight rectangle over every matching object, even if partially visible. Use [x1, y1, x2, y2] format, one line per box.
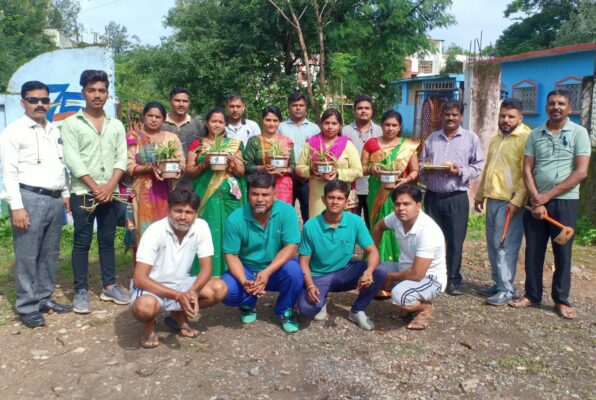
[474, 98, 531, 305]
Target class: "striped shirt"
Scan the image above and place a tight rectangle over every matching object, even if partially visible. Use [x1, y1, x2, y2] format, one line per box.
[419, 127, 484, 193]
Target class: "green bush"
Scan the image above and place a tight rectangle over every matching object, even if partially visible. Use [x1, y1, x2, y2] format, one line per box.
[576, 217, 596, 246]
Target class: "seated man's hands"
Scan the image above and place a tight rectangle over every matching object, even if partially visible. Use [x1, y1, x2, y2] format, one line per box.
[357, 271, 374, 290]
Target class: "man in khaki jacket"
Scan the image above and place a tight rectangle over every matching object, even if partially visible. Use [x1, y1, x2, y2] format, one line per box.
[474, 98, 531, 305]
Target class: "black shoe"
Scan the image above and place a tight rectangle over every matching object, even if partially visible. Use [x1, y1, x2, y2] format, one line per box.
[20, 312, 45, 328]
[446, 283, 463, 296]
[39, 299, 73, 314]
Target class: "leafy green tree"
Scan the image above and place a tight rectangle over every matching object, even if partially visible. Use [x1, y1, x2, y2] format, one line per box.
[555, 0, 596, 46]
[47, 0, 82, 41]
[441, 43, 465, 74]
[100, 21, 140, 55]
[0, 0, 55, 92]
[495, 0, 582, 56]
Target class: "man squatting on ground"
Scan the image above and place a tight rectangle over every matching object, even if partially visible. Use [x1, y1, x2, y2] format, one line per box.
[372, 185, 446, 330]
[297, 180, 388, 330]
[130, 188, 227, 348]
[0, 81, 73, 328]
[220, 172, 303, 333]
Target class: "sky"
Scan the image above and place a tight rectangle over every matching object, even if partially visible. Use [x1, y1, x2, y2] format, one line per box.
[77, 0, 516, 50]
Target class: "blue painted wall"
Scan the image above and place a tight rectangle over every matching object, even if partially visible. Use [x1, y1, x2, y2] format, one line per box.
[500, 50, 595, 129]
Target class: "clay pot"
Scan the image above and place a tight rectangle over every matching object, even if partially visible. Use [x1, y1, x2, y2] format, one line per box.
[208, 152, 228, 171]
[157, 159, 181, 179]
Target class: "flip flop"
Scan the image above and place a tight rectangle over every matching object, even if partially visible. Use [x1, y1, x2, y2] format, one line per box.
[554, 304, 577, 320]
[140, 332, 160, 348]
[164, 315, 199, 338]
[507, 297, 540, 309]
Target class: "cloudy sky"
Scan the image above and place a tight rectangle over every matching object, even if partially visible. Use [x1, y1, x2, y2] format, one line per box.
[77, 0, 516, 49]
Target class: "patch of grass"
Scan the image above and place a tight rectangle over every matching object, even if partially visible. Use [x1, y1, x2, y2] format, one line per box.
[0, 219, 131, 317]
[467, 214, 486, 240]
[497, 354, 552, 374]
[576, 217, 596, 246]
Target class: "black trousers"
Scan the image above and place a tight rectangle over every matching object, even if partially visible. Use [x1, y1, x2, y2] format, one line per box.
[523, 199, 578, 305]
[293, 177, 309, 223]
[71, 194, 120, 290]
[354, 194, 370, 229]
[424, 190, 469, 285]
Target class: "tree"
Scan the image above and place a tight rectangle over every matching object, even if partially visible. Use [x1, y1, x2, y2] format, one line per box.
[555, 0, 596, 46]
[495, 0, 583, 56]
[441, 44, 465, 74]
[47, 0, 82, 41]
[100, 21, 139, 55]
[0, 0, 55, 92]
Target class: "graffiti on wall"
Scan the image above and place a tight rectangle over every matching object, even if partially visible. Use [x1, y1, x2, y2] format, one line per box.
[47, 83, 85, 122]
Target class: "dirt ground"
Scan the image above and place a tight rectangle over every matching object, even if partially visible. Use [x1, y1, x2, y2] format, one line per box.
[0, 240, 594, 400]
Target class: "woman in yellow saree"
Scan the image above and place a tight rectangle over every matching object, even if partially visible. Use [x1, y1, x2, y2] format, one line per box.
[186, 107, 246, 276]
[362, 110, 419, 262]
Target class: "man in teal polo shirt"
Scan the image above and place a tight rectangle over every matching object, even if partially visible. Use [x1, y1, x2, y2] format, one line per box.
[509, 89, 591, 319]
[297, 180, 388, 330]
[221, 172, 303, 333]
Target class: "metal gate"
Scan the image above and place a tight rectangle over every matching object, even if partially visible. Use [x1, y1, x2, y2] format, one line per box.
[413, 88, 462, 143]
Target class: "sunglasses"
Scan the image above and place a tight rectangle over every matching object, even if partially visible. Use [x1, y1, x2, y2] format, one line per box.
[23, 97, 51, 105]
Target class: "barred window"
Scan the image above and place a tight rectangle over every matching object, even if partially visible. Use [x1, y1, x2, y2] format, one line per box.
[512, 80, 538, 114]
[555, 81, 582, 114]
[422, 81, 454, 90]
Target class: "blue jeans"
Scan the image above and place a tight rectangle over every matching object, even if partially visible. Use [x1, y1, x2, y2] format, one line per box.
[221, 257, 304, 315]
[485, 199, 524, 295]
[297, 261, 389, 317]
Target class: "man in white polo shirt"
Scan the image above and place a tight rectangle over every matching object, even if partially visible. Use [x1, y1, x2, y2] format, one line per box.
[372, 184, 446, 330]
[224, 92, 260, 146]
[130, 188, 227, 348]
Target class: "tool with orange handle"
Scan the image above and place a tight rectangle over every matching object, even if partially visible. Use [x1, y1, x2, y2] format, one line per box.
[499, 207, 512, 249]
[525, 206, 575, 245]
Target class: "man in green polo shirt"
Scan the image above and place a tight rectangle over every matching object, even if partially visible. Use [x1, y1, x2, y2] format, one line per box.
[509, 89, 591, 320]
[61, 70, 129, 314]
[221, 172, 303, 333]
[297, 180, 388, 330]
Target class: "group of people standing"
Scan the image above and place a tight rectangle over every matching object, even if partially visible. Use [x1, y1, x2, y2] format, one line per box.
[1, 69, 590, 347]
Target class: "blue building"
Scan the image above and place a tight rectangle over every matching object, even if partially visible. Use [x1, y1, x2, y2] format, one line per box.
[488, 42, 596, 129]
[391, 74, 465, 139]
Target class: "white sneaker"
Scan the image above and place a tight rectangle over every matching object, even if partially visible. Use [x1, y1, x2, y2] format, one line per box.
[348, 311, 375, 330]
[313, 303, 328, 321]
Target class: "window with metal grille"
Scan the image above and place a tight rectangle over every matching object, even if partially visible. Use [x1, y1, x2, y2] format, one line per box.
[555, 83, 582, 114]
[422, 81, 454, 90]
[512, 80, 537, 114]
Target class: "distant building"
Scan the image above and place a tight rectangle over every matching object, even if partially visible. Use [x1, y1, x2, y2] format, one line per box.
[404, 39, 445, 78]
[43, 29, 76, 49]
[391, 74, 465, 138]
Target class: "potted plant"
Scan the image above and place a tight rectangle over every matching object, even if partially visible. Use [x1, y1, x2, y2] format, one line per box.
[154, 140, 182, 179]
[378, 167, 403, 189]
[308, 144, 337, 179]
[205, 134, 229, 171]
[267, 139, 289, 170]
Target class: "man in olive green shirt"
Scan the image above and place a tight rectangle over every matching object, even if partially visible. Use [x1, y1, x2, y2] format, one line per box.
[509, 89, 591, 319]
[61, 70, 129, 314]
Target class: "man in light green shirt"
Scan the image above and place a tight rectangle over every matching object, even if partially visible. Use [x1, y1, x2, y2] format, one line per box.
[509, 89, 591, 320]
[61, 70, 129, 314]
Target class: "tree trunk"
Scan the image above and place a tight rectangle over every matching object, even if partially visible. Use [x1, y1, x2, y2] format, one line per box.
[290, 7, 316, 113]
[312, 0, 326, 104]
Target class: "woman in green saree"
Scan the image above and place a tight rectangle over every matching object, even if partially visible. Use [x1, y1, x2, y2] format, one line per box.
[362, 110, 419, 263]
[186, 107, 247, 276]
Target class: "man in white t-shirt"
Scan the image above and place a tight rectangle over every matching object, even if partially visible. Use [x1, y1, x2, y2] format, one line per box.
[130, 188, 227, 348]
[224, 92, 260, 146]
[372, 184, 446, 330]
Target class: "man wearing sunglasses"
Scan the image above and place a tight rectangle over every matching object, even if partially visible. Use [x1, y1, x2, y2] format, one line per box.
[0, 81, 72, 328]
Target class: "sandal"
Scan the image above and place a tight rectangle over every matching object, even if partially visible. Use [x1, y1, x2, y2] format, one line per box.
[375, 289, 392, 301]
[140, 332, 160, 348]
[507, 297, 540, 309]
[165, 315, 199, 338]
[554, 304, 577, 320]
[406, 302, 433, 330]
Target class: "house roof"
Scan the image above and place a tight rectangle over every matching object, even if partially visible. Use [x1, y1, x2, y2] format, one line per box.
[473, 42, 596, 65]
[391, 73, 464, 85]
